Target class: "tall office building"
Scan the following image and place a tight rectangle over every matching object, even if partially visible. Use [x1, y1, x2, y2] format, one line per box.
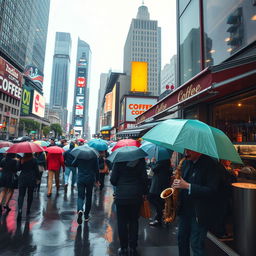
[0, 0, 50, 139]
[72, 38, 91, 139]
[95, 73, 108, 134]
[50, 32, 72, 130]
[123, 4, 161, 96]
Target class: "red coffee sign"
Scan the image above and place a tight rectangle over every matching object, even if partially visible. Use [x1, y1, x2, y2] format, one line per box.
[0, 57, 23, 100]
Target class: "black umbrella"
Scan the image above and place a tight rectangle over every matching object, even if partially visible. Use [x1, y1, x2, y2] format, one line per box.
[70, 145, 98, 160]
[107, 146, 148, 163]
[13, 136, 31, 143]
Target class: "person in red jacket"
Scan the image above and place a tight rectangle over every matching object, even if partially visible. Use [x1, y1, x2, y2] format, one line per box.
[46, 153, 65, 197]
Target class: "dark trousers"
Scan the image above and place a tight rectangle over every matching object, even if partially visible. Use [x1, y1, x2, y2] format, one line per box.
[116, 202, 141, 249]
[148, 193, 164, 222]
[178, 215, 208, 256]
[18, 186, 34, 212]
[77, 182, 93, 215]
[99, 173, 106, 190]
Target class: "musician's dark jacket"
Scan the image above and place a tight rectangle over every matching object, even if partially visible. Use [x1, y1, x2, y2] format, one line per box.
[178, 154, 223, 228]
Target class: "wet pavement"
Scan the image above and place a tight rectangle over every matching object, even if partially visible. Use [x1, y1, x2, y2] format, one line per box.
[0, 173, 178, 256]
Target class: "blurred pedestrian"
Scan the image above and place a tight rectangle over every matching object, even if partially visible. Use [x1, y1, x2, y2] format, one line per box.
[148, 158, 172, 226]
[172, 149, 222, 256]
[59, 139, 67, 148]
[0, 153, 19, 215]
[48, 138, 56, 147]
[63, 142, 77, 192]
[17, 153, 40, 220]
[34, 151, 47, 192]
[73, 156, 100, 224]
[110, 158, 148, 256]
[98, 150, 110, 191]
[46, 152, 65, 197]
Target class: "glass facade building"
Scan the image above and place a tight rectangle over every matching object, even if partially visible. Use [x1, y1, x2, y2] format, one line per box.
[50, 32, 72, 130]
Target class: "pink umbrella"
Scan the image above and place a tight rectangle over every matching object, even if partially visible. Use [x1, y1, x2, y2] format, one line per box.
[112, 139, 141, 152]
[7, 142, 44, 153]
[0, 141, 13, 149]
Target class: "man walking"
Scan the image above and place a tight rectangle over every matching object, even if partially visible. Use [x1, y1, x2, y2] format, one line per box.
[172, 149, 222, 256]
[72, 156, 100, 224]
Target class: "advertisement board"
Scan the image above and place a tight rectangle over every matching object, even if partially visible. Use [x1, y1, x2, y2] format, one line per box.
[21, 85, 32, 115]
[130, 62, 148, 93]
[104, 92, 113, 113]
[24, 65, 44, 87]
[0, 57, 23, 100]
[76, 96, 84, 105]
[74, 117, 83, 126]
[125, 97, 157, 122]
[77, 77, 86, 87]
[75, 105, 84, 115]
[32, 90, 45, 117]
[76, 87, 84, 96]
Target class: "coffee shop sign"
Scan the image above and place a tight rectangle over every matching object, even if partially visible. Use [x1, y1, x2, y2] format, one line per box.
[177, 84, 201, 103]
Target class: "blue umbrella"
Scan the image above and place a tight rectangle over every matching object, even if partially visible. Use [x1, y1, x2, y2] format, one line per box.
[88, 139, 108, 151]
[140, 141, 173, 161]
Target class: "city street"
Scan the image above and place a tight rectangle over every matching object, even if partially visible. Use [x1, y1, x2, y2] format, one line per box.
[0, 173, 179, 256]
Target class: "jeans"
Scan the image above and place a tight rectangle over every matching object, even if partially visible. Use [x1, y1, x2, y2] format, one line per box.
[64, 167, 77, 186]
[18, 186, 34, 212]
[178, 215, 208, 256]
[116, 202, 141, 249]
[77, 181, 94, 215]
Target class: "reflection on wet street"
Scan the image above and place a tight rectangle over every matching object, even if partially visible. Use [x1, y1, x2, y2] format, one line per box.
[0, 174, 178, 256]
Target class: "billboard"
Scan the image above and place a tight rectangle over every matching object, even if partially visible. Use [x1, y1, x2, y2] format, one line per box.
[130, 62, 148, 93]
[125, 97, 157, 122]
[75, 105, 84, 115]
[74, 117, 83, 126]
[0, 57, 23, 100]
[77, 77, 86, 87]
[104, 92, 113, 113]
[32, 90, 45, 117]
[21, 85, 32, 115]
[76, 96, 84, 105]
[76, 87, 84, 96]
[24, 65, 44, 87]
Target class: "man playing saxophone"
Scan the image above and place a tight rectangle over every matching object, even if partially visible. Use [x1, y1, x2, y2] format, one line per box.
[172, 149, 223, 256]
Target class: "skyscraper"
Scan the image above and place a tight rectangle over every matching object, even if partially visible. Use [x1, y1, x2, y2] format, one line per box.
[72, 38, 91, 139]
[123, 4, 161, 96]
[50, 32, 72, 130]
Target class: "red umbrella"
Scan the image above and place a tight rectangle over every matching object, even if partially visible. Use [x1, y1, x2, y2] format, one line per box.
[45, 146, 65, 154]
[0, 141, 13, 149]
[112, 139, 141, 152]
[7, 142, 44, 153]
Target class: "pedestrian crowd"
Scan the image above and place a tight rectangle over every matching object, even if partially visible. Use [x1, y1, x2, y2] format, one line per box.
[0, 129, 242, 256]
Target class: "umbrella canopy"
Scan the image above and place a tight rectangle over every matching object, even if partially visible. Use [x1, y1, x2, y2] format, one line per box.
[140, 141, 173, 161]
[88, 139, 108, 151]
[143, 119, 242, 164]
[13, 136, 31, 143]
[45, 146, 65, 154]
[0, 141, 13, 148]
[33, 140, 50, 147]
[0, 147, 9, 153]
[70, 145, 99, 160]
[111, 139, 141, 152]
[108, 146, 148, 163]
[7, 142, 44, 153]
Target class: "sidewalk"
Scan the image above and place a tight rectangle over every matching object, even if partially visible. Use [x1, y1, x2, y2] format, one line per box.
[0, 174, 179, 256]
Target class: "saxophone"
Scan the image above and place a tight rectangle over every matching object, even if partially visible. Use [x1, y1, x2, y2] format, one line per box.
[160, 157, 186, 223]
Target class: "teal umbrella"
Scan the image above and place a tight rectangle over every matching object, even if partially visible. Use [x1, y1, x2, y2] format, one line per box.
[143, 119, 242, 164]
[88, 139, 108, 151]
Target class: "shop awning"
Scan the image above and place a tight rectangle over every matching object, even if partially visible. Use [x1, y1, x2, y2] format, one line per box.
[136, 56, 256, 124]
[100, 126, 112, 131]
[117, 122, 160, 138]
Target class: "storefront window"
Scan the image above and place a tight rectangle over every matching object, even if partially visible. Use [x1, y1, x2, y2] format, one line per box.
[203, 0, 256, 66]
[179, 0, 200, 85]
[213, 92, 256, 143]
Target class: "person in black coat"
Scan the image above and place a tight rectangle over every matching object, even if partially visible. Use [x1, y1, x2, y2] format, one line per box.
[0, 153, 19, 215]
[17, 153, 40, 221]
[148, 159, 172, 226]
[34, 151, 46, 192]
[110, 158, 148, 256]
[172, 149, 223, 256]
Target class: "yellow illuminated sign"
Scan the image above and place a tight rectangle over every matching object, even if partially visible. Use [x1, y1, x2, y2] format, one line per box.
[131, 62, 148, 92]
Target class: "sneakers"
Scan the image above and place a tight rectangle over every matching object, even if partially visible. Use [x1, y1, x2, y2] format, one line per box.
[77, 210, 83, 225]
[149, 220, 161, 226]
[84, 214, 89, 222]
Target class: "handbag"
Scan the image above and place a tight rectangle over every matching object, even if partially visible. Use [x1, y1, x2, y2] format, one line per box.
[99, 162, 109, 174]
[140, 199, 151, 219]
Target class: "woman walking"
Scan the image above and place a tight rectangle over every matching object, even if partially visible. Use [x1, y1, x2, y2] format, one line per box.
[17, 153, 40, 220]
[0, 153, 19, 215]
[110, 158, 148, 256]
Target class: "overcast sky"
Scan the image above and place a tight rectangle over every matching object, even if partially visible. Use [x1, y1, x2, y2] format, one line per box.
[43, 0, 177, 134]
